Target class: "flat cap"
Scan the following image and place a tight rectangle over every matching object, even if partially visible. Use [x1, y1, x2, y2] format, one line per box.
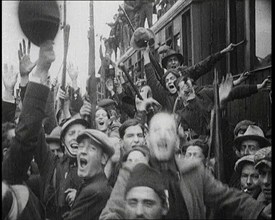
[77, 129, 114, 157]
[61, 118, 90, 140]
[254, 146, 271, 170]
[234, 155, 255, 174]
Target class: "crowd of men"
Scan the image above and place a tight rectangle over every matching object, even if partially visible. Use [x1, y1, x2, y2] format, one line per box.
[1, 2, 272, 219]
[103, 0, 177, 59]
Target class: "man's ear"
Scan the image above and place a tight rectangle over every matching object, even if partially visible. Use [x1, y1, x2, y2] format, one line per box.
[101, 152, 109, 166]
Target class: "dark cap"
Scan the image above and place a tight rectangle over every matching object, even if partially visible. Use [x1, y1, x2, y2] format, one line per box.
[254, 146, 271, 170]
[18, 0, 60, 46]
[77, 129, 114, 157]
[122, 145, 150, 162]
[125, 163, 166, 202]
[130, 27, 155, 50]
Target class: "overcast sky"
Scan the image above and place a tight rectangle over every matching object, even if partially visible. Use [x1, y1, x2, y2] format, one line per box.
[2, 1, 123, 93]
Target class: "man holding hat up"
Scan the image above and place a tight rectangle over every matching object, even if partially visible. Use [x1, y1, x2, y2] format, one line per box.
[142, 41, 235, 111]
[64, 129, 114, 220]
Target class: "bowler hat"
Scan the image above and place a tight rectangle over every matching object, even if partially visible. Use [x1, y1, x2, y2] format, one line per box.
[234, 125, 270, 150]
[130, 27, 155, 50]
[254, 146, 271, 169]
[77, 129, 114, 157]
[234, 154, 255, 174]
[18, 0, 60, 46]
[161, 49, 184, 69]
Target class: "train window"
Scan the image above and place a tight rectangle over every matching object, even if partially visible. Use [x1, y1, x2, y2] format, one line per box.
[182, 10, 191, 66]
[255, 0, 271, 67]
[174, 34, 181, 53]
[165, 23, 173, 47]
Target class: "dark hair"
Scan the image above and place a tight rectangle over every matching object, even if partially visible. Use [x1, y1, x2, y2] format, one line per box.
[185, 140, 209, 158]
[119, 119, 145, 139]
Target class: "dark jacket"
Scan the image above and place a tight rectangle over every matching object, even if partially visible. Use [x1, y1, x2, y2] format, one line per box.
[2, 82, 49, 219]
[99, 158, 265, 219]
[144, 51, 224, 112]
[64, 172, 112, 220]
[176, 84, 259, 137]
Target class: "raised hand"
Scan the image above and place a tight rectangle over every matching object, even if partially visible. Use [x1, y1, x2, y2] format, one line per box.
[56, 86, 69, 101]
[219, 73, 233, 106]
[3, 63, 18, 93]
[233, 71, 250, 86]
[18, 39, 37, 77]
[220, 43, 234, 54]
[79, 100, 93, 119]
[257, 78, 271, 91]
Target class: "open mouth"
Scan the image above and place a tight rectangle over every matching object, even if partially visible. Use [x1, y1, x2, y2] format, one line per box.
[169, 84, 175, 90]
[79, 158, 88, 168]
[99, 121, 104, 126]
[70, 143, 78, 149]
[157, 142, 168, 151]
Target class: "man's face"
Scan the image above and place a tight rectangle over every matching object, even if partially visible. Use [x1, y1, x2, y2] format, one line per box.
[258, 165, 272, 203]
[122, 125, 145, 152]
[240, 140, 260, 157]
[140, 85, 152, 99]
[125, 186, 167, 219]
[148, 114, 178, 162]
[95, 109, 110, 132]
[178, 79, 195, 102]
[63, 124, 86, 157]
[185, 145, 205, 162]
[77, 138, 106, 178]
[49, 142, 63, 159]
[240, 163, 260, 195]
[165, 73, 177, 94]
[166, 55, 180, 69]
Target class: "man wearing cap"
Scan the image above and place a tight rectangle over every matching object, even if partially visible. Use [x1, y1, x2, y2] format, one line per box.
[234, 155, 261, 199]
[254, 147, 272, 206]
[234, 125, 270, 157]
[142, 42, 235, 111]
[100, 112, 271, 219]
[124, 163, 169, 219]
[63, 129, 114, 220]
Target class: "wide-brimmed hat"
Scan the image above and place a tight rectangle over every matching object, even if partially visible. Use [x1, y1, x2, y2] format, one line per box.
[233, 120, 256, 138]
[130, 27, 155, 50]
[77, 129, 114, 157]
[234, 125, 270, 150]
[234, 154, 255, 174]
[254, 146, 271, 170]
[46, 126, 62, 143]
[161, 49, 184, 69]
